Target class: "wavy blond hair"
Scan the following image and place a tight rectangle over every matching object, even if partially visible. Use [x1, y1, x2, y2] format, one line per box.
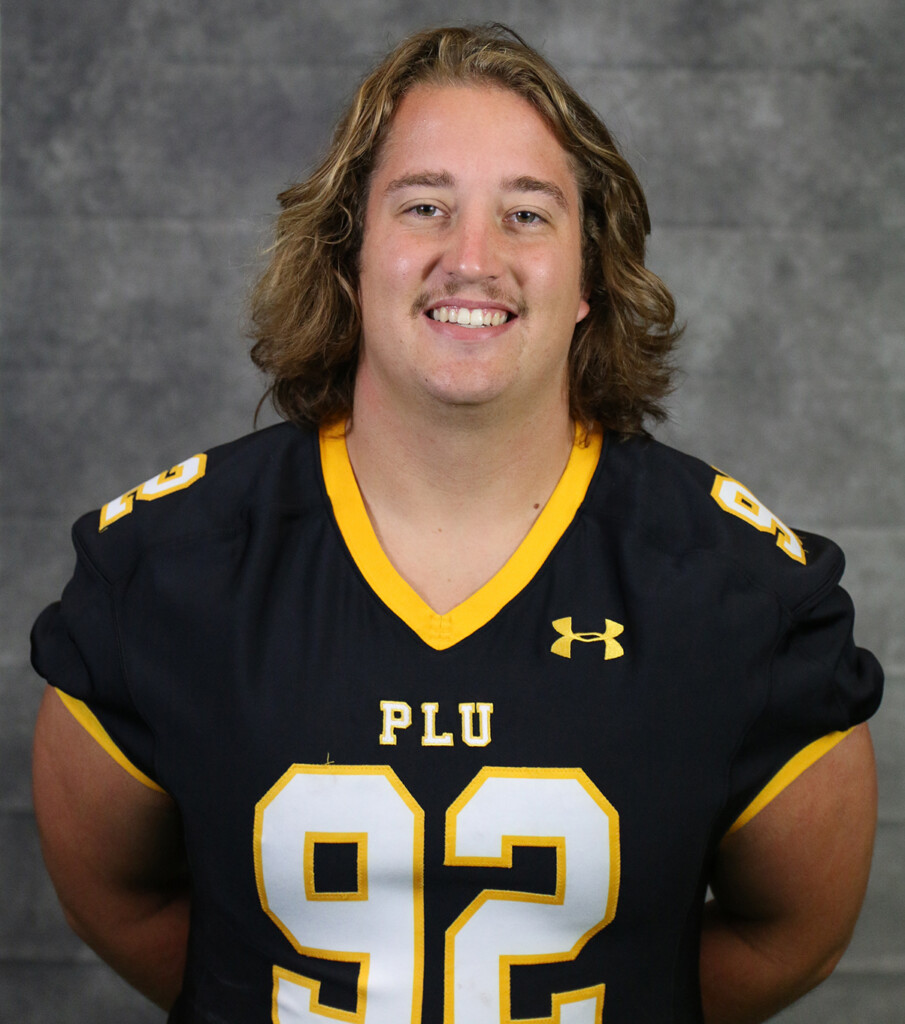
[248, 23, 681, 436]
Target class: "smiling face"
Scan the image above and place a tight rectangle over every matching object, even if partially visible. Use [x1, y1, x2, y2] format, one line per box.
[354, 83, 590, 425]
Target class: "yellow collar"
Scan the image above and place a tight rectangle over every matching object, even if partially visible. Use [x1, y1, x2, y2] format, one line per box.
[320, 426, 601, 650]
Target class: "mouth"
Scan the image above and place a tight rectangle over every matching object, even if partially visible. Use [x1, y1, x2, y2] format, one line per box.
[427, 305, 514, 328]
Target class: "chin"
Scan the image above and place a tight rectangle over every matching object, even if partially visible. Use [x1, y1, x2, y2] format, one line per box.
[421, 375, 511, 410]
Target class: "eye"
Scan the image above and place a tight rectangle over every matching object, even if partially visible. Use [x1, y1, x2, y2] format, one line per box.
[407, 203, 441, 218]
[510, 209, 545, 225]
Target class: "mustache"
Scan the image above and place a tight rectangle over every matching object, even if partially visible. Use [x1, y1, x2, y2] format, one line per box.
[409, 281, 527, 319]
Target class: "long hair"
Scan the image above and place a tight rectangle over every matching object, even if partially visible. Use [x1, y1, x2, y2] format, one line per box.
[248, 24, 682, 436]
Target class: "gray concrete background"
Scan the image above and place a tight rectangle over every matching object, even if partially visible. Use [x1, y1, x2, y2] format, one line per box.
[2, 1, 903, 1020]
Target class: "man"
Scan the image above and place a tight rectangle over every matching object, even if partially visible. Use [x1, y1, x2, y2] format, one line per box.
[31, 24, 882, 1024]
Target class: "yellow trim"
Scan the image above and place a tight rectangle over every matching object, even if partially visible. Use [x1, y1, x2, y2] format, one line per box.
[710, 473, 806, 565]
[54, 689, 165, 793]
[379, 700, 413, 745]
[444, 767, 619, 1024]
[727, 729, 853, 835]
[99, 453, 207, 532]
[320, 426, 601, 650]
[303, 832, 369, 902]
[548, 984, 606, 1024]
[458, 702, 494, 747]
[98, 488, 140, 530]
[420, 702, 454, 747]
[272, 963, 367, 1024]
[254, 765, 425, 1024]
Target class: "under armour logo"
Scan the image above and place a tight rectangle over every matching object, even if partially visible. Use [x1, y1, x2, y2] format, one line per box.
[551, 617, 624, 660]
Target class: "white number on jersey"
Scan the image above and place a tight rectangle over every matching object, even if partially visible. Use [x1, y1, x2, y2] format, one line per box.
[255, 766, 620, 1024]
[710, 473, 805, 563]
[98, 454, 207, 531]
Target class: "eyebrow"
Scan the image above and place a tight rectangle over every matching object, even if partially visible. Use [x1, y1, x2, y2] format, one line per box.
[501, 175, 569, 212]
[384, 171, 455, 195]
[383, 171, 570, 212]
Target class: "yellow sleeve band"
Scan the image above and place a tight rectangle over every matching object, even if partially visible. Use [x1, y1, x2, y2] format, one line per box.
[727, 728, 853, 835]
[55, 688, 166, 794]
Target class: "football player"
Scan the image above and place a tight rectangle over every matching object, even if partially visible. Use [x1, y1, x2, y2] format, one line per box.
[32, 24, 882, 1024]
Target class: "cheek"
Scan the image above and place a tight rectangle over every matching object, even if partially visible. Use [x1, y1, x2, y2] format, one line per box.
[527, 251, 585, 317]
[391, 232, 441, 282]
[525, 234, 583, 286]
[362, 237, 427, 300]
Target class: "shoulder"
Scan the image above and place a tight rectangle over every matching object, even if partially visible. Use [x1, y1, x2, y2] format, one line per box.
[72, 422, 321, 581]
[590, 433, 844, 614]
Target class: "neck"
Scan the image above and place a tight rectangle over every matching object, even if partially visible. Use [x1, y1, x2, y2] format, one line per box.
[343, 383, 575, 614]
[346, 383, 574, 524]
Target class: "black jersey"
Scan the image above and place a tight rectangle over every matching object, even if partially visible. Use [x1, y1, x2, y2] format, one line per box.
[31, 422, 882, 1024]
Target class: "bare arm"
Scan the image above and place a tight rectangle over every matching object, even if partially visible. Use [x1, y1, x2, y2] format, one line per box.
[700, 723, 877, 1024]
[32, 686, 190, 1010]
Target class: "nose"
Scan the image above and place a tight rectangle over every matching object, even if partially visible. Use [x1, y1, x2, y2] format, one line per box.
[441, 208, 502, 282]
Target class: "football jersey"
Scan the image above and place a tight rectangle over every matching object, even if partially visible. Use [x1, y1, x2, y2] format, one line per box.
[31, 422, 883, 1024]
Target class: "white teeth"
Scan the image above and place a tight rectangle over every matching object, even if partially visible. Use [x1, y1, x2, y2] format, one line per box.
[429, 306, 509, 327]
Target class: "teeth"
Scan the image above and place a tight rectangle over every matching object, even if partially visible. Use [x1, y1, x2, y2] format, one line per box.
[429, 307, 509, 327]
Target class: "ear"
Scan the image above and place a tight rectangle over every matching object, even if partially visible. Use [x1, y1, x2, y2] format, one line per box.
[575, 295, 591, 324]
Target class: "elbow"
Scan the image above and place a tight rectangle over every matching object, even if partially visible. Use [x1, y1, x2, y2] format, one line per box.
[58, 897, 101, 949]
[808, 927, 855, 988]
[54, 885, 133, 954]
[769, 921, 857, 1006]
[701, 899, 861, 1022]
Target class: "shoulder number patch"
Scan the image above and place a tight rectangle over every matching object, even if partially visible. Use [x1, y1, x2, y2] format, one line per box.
[99, 454, 208, 531]
[710, 473, 805, 564]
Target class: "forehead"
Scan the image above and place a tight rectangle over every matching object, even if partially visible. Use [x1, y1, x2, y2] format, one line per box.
[370, 83, 578, 200]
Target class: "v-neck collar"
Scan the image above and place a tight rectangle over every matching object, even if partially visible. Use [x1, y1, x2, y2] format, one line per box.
[320, 425, 601, 650]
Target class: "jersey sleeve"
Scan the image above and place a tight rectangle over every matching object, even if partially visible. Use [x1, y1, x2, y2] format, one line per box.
[723, 531, 883, 835]
[30, 516, 162, 790]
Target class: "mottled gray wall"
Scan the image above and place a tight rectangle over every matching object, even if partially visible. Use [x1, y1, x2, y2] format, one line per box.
[2, 1, 903, 1020]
